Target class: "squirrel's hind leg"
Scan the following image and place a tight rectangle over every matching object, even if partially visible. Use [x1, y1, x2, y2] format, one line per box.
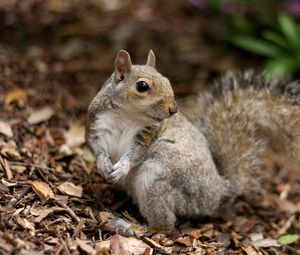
[132, 161, 178, 232]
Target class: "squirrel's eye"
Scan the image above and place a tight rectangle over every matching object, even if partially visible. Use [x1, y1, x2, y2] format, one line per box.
[136, 81, 150, 92]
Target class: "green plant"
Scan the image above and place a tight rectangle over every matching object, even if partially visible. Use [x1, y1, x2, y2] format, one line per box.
[277, 234, 300, 245]
[232, 12, 300, 76]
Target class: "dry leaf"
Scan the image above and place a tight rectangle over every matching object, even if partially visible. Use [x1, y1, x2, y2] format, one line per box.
[242, 245, 261, 255]
[64, 124, 85, 148]
[143, 236, 173, 254]
[274, 196, 300, 213]
[175, 236, 192, 247]
[57, 181, 82, 198]
[251, 238, 280, 248]
[31, 180, 55, 202]
[30, 206, 65, 223]
[110, 235, 131, 255]
[180, 226, 202, 239]
[0, 141, 21, 160]
[12, 165, 27, 174]
[27, 107, 54, 125]
[96, 235, 153, 255]
[15, 216, 36, 236]
[5, 89, 27, 106]
[76, 238, 96, 255]
[0, 120, 13, 138]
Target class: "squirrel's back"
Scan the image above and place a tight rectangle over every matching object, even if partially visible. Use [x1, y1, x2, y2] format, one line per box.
[191, 71, 300, 196]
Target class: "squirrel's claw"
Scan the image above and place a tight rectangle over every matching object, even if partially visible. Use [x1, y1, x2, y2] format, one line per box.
[109, 159, 130, 184]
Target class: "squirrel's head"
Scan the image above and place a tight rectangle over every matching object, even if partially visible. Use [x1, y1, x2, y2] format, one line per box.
[111, 50, 178, 124]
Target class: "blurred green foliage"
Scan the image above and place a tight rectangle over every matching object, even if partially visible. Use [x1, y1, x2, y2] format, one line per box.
[231, 12, 300, 76]
[189, 0, 300, 76]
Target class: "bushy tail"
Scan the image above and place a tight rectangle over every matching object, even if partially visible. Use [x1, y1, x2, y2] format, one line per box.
[191, 71, 300, 196]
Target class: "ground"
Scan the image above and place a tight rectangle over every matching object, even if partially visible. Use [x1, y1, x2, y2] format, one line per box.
[0, 1, 299, 254]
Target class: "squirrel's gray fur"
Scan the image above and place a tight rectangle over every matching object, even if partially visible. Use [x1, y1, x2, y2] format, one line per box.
[86, 51, 300, 231]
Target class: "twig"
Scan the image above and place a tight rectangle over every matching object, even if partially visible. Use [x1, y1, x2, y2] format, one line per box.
[9, 186, 32, 206]
[8, 161, 56, 172]
[58, 233, 71, 255]
[56, 200, 80, 223]
[72, 219, 85, 238]
[276, 215, 295, 237]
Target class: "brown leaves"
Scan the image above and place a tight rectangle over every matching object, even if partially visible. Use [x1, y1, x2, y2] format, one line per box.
[57, 181, 83, 198]
[76, 238, 96, 255]
[96, 235, 152, 255]
[0, 2, 299, 254]
[0, 120, 13, 138]
[64, 124, 85, 148]
[27, 107, 55, 125]
[0, 141, 21, 160]
[15, 216, 36, 236]
[31, 206, 66, 223]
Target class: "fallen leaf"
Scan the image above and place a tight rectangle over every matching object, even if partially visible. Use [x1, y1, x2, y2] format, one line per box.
[96, 235, 153, 255]
[143, 236, 173, 254]
[149, 233, 166, 244]
[30, 206, 65, 223]
[57, 181, 82, 198]
[76, 238, 96, 255]
[175, 236, 192, 247]
[180, 226, 202, 239]
[0, 141, 21, 160]
[31, 180, 55, 202]
[110, 235, 130, 255]
[44, 237, 60, 245]
[5, 89, 27, 106]
[0, 120, 13, 137]
[27, 107, 54, 125]
[12, 165, 27, 174]
[15, 216, 36, 236]
[251, 238, 280, 248]
[242, 245, 261, 255]
[275, 196, 300, 213]
[64, 124, 85, 148]
[277, 234, 300, 245]
[250, 233, 264, 242]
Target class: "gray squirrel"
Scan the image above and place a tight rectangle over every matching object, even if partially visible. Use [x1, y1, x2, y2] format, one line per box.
[86, 50, 300, 231]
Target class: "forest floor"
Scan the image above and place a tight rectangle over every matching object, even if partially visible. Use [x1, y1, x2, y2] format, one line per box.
[0, 1, 299, 254]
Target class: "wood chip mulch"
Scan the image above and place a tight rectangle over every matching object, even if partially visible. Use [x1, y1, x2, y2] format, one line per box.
[0, 1, 299, 254]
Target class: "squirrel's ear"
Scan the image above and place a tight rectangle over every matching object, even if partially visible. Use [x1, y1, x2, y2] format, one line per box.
[146, 50, 156, 67]
[115, 50, 132, 81]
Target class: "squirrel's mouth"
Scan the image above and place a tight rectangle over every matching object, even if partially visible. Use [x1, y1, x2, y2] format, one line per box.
[147, 114, 164, 122]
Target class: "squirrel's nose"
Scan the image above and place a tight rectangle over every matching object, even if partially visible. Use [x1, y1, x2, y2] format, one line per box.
[169, 104, 178, 116]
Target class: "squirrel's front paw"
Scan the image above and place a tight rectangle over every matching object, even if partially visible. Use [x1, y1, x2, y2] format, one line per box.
[109, 159, 130, 184]
[96, 157, 113, 180]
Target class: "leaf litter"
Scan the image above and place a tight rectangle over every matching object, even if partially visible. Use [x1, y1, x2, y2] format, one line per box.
[0, 1, 299, 254]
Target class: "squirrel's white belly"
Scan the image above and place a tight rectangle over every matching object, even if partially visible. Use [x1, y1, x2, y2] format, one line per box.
[94, 112, 141, 163]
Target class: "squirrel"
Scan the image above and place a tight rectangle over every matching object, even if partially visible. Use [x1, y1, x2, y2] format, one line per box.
[86, 50, 300, 231]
